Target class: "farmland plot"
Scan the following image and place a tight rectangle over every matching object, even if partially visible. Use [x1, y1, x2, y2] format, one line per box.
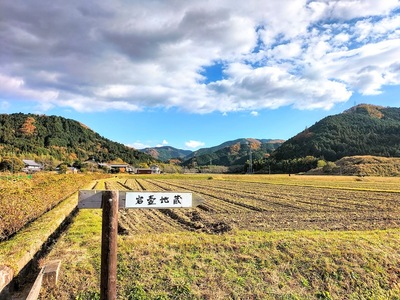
[126, 179, 400, 230]
[115, 177, 400, 232]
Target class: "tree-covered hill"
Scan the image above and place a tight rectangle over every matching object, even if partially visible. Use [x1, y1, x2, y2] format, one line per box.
[140, 146, 192, 162]
[272, 104, 400, 162]
[0, 113, 157, 166]
[182, 138, 284, 169]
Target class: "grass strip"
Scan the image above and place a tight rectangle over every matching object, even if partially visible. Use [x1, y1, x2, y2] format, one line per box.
[41, 210, 400, 300]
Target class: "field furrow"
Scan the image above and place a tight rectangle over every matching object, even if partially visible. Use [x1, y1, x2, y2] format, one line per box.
[144, 179, 273, 212]
[156, 178, 399, 213]
[138, 177, 400, 231]
[142, 178, 259, 213]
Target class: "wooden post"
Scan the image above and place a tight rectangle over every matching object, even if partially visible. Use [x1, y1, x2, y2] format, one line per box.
[78, 189, 203, 298]
[100, 191, 118, 300]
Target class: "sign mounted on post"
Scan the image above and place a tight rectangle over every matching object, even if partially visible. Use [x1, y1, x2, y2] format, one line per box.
[78, 189, 204, 300]
[78, 190, 203, 209]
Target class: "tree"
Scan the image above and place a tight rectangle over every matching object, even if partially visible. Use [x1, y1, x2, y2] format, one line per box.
[19, 117, 36, 136]
[138, 162, 149, 168]
[58, 163, 68, 174]
[323, 161, 337, 174]
[0, 156, 24, 172]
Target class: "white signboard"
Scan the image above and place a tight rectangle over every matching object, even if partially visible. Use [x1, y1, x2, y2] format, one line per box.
[125, 192, 193, 208]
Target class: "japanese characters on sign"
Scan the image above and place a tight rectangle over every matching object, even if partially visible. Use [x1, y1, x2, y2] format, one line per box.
[125, 192, 193, 208]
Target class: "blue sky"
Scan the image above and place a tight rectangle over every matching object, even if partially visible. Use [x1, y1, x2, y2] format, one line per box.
[1, 1, 400, 150]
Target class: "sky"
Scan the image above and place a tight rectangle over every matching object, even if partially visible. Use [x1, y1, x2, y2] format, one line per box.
[1, 1, 400, 151]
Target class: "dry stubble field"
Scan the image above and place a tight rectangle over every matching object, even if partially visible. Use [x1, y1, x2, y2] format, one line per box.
[116, 176, 400, 233]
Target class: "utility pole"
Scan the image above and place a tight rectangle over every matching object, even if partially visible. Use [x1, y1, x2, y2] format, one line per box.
[11, 151, 14, 175]
[249, 147, 253, 173]
[11, 128, 15, 175]
[247, 142, 253, 174]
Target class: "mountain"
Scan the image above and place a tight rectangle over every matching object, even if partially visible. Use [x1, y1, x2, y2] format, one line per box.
[182, 138, 284, 167]
[140, 146, 192, 162]
[272, 104, 400, 161]
[0, 113, 157, 166]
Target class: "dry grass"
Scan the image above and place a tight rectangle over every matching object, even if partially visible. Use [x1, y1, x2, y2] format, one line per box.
[0, 173, 105, 240]
[42, 226, 400, 299]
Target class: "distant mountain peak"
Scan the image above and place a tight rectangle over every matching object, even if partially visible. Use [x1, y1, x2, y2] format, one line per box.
[140, 146, 192, 161]
[344, 104, 385, 119]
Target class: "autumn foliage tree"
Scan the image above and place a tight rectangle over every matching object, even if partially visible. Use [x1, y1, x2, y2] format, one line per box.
[19, 116, 36, 136]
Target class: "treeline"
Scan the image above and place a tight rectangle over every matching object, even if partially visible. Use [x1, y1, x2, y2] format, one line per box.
[0, 113, 157, 166]
[243, 156, 321, 174]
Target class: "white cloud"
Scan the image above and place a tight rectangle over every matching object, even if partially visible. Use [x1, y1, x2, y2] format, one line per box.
[209, 64, 352, 110]
[0, 100, 10, 110]
[319, 39, 400, 95]
[308, 0, 400, 21]
[0, 0, 399, 114]
[250, 111, 259, 117]
[156, 139, 169, 147]
[0, 73, 59, 102]
[185, 140, 205, 149]
[127, 141, 151, 149]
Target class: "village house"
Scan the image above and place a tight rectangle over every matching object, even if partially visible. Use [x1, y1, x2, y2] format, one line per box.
[97, 162, 134, 173]
[150, 164, 161, 174]
[134, 165, 161, 174]
[108, 164, 133, 173]
[135, 168, 152, 174]
[22, 160, 43, 173]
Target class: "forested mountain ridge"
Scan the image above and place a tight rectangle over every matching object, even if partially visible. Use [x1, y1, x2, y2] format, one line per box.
[272, 104, 400, 161]
[0, 113, 157, 166]
[184, 138, 284, 160]
[182, 138, 284, 168]
[140, 146, 192, 162]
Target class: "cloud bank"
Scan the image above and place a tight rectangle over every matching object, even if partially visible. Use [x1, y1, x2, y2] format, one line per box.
[1, 0, 399, 113]
[185, 140, 205, 149]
